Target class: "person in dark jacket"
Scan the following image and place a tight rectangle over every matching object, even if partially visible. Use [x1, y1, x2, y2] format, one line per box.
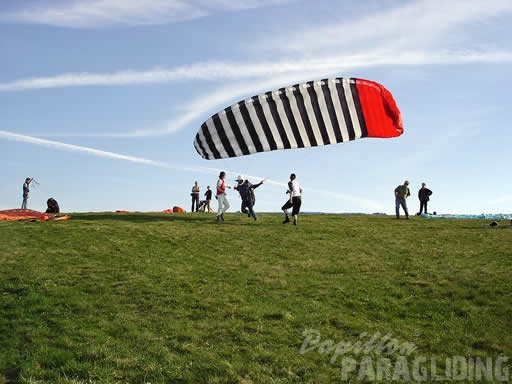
[234, 175, 264, 221]
[417, 183, 433, 215]
[46, 197, 60, 213]
[204, 186, 212, 213]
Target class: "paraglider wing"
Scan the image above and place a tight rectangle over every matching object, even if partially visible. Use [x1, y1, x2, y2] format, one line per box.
[194, 77, 403, 159]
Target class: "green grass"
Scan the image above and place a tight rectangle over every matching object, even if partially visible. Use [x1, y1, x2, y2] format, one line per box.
[0, 213, 510, 383]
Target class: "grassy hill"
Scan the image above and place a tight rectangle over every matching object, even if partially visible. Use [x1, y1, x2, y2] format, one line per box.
[1, 213, 510, 383]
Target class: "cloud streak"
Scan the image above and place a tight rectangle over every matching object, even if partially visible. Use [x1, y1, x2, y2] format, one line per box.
[0, 130, 170, 167]
[124, 72, 326, 137]
[1, 50, 512, 93]
[262, 0, 512, 55]
[1, 0, 292, 28]
[5, 50, 511, 139]
[3, 0, 512, 147]
[0, 129, 273, 186]
[0, 130, 385, 210]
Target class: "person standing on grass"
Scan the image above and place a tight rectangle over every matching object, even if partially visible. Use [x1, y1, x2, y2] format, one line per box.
[216, 172, 231, 222]
[234, 175, 264, 221]
[394, 180, 410, 219]
[204, 186, 212, 213]
[282, 173, 302, 225]
[191, 181, 200, 212]
[21, 177, 33, 209]
[417, 182, 433, 215]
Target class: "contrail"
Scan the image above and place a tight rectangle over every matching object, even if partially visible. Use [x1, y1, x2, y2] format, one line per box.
[1, 51, 512, 92]
[1, 130, 385, 210]
[1, 130, 169, 167]
[0, 129, 281, 184]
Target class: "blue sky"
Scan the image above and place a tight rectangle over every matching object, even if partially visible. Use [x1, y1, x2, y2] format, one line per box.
[1, 0, 511, 214]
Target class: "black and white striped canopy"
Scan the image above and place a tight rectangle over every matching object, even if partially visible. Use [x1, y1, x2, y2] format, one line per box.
[194, 77, 402, 159]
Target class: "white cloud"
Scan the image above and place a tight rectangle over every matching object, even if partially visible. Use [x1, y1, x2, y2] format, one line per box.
[4, 49, 511, 139]
[0, 60, 344, 92]
[1, 50, 511, 93]
[128, 72, 326, 137]
[1, 0, 510, 92]
[2, 0, 292, 28]
[262, 0, 512, 55]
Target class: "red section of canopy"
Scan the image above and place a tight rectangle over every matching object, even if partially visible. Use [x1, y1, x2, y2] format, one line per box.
[0, 209, 71, 221]
[355, 79, 404, 138]
[0, 209, 50, 221]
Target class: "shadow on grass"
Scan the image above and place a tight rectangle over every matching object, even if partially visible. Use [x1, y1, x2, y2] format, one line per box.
[70, 213, 216, 223]
[2, 367, 20, 383]
[71, 213, 263, 226]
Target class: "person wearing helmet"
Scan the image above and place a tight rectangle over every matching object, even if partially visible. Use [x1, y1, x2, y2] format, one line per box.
[234, 175, 264, 221]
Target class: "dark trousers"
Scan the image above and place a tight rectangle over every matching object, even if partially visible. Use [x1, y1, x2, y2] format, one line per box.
[282, 196, 302, 216]
[191, 194, 199, 212]
[241, 199, 257, 220]
[419, 200, 428, 214]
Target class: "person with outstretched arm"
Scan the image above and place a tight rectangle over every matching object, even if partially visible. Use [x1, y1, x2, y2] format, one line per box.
[234, 175, 264, 221]
[21, 177, 33, 209]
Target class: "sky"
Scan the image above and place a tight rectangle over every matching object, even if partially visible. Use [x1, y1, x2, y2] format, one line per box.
[1, 0, 511, 215]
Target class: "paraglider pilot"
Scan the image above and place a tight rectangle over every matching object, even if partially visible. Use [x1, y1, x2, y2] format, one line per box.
[234, 175, 264, 221]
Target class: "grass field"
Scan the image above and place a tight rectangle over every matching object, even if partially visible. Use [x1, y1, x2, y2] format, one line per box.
[0, 212, 510, 383]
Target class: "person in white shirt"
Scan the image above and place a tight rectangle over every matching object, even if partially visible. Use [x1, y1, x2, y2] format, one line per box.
[281, 173, 302, 225]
